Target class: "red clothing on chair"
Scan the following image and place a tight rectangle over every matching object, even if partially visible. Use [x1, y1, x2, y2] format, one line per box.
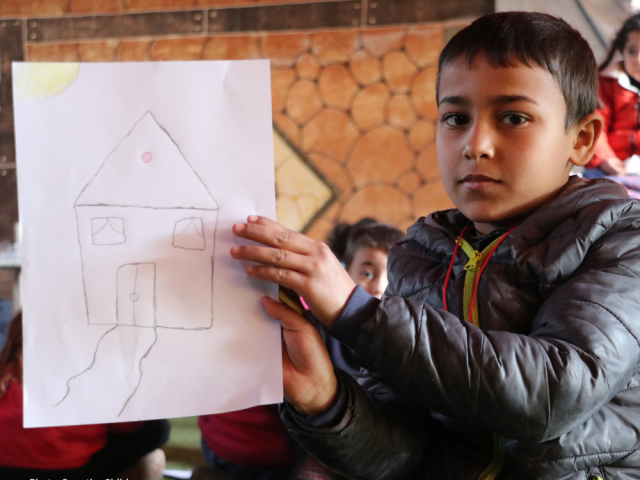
[199, 406, 295, 468]
[0, 381, 140, 470]
[589, 66, 640, 168]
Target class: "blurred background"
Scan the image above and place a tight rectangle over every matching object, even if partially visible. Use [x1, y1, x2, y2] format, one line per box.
[0, 0, 632, 311]
[0, 0, 633, 474]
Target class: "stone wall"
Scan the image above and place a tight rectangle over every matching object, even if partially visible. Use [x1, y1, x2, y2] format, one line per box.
[0, 0, 493, 242]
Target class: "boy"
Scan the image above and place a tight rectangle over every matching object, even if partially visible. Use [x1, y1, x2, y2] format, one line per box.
[231, 12, 640, 480]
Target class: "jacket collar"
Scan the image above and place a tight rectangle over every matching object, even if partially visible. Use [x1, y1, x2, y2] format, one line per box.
[601, 61, 640, 94]
[412, 176, 630, 246]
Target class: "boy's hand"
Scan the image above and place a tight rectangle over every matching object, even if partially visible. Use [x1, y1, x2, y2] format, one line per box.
[231, 216, 356, 328]
[600, 157, 627, 175]
[263, 296, 338, 416]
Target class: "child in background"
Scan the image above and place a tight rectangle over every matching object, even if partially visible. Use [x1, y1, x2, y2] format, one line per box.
[232, 12, 640, 479]
[326, 218, 404, 300]
[324, 218, 403, 375]
[585, 13, 640, 177]
[0, 312, 170, 480]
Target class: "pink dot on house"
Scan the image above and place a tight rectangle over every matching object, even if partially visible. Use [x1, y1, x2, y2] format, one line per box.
[142, 152, 152, 163]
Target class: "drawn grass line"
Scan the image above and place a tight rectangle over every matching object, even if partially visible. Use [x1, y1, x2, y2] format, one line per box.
[118, 326, 159, 417]
[75, 209, 91, 325]
[132, 263, 139, 326]
[53, 325, 118, 407]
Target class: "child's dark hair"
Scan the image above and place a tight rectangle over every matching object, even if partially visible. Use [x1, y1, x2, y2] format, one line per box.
[600, 13, 640, 72]
[327, 218, 404, 268]
[436, 11, 598, 130]
[0, 311, 22, 396]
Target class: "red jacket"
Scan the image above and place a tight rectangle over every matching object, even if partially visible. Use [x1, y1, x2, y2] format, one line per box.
[590, 68, 640, 168]
[0, 381, 140, 469]
[199, 406, 295, 468]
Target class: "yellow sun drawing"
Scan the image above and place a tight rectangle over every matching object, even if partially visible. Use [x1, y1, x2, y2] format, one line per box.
[13, 63, 80, 108]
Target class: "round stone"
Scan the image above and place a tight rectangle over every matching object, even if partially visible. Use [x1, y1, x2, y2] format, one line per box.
[413, 181, 455, 216]
[351, 84, 389, 131]
[412, 68, 439, 120]
[383, 51, 418, 94]
[349, 50, 382, 86]
[340, 186, 411, 224]
[319, 65, 359, 110]
[348, 126, 413, 187]
[303, 109, 360, 162]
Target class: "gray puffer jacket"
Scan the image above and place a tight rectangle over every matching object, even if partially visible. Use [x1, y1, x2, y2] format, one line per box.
[282, 177, 640, 480]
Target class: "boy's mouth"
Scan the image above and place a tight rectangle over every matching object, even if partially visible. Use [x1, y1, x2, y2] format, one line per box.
[459, 174, 501, 189]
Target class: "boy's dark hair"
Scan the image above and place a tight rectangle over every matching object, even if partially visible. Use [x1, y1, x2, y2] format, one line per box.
[436, 11, 598, 130]
[327, 218, 404, 268]
[600, 13, 640, 72]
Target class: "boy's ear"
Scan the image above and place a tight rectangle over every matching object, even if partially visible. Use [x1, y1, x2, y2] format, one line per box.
[568, 113, 603, 167]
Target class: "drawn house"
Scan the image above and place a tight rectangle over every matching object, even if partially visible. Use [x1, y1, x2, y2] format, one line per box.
[75, 112, 218, 329]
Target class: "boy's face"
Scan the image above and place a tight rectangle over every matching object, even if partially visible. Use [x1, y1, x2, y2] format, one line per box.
[623, 31, 640, 83]
[436, 56, 583, 235]
[346, 247, 388, 299]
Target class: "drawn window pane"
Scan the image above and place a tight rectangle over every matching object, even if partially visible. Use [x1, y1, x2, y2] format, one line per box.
[91, 217, 125, 245]
[173, 217, 205, 250]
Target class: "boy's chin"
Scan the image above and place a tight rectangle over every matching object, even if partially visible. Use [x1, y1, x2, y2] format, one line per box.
[460, 205, 533, 231]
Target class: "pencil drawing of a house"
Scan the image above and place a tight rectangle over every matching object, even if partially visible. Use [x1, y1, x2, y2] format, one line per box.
[74, 112, 218, 330]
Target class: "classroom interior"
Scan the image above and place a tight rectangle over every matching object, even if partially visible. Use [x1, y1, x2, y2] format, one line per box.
[0, 0, 628, 477]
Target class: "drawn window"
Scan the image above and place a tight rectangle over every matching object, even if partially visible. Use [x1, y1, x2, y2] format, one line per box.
[173, 217, 205, 250]
[92, 218, 125, 245]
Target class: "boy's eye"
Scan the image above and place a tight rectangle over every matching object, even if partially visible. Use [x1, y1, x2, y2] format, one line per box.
[443, 114, 469, 127]
[360, 270, 374, 279]
[501, 114, 528, 126]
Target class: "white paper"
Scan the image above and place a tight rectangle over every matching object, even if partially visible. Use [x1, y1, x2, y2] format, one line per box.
[13, 61, 282, 427]
[627, 154, 640, 174]
[163, 470, 193, 479]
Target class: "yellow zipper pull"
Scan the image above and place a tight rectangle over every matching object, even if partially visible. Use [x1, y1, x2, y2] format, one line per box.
[465, 250, 482, 270]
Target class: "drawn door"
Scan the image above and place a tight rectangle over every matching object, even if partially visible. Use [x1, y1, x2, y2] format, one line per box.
[116, 263, 156, 327]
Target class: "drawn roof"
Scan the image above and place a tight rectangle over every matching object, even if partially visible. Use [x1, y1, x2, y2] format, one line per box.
[75, 112, 219, 210]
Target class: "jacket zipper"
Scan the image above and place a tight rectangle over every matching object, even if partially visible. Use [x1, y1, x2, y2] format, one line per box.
[633, 96, 640, 155]
[457, 237, 506, 480]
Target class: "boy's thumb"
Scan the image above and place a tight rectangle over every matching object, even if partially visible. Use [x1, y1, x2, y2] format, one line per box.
[262, 296, 307, 330]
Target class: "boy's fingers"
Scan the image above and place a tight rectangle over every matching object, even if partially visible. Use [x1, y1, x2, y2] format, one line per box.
[247, 215, 279, 226]
[230, 245, 311, 273]
[232, 221, 314, 255]
[248, 265, 306, 290]
[247, 215, 293, 231]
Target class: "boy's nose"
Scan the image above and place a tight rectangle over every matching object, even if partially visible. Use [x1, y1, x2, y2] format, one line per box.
[367, 274, 388, 299]
[463, 123, 495, 161]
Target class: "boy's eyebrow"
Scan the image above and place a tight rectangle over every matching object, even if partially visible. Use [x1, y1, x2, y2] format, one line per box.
[439, 94, 539, 107]
[360, 261, 378, 268]
[490, 94, 540, 106]
[439, 95, 469, 106]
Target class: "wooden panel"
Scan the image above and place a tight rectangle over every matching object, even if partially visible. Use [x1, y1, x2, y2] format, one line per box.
[17, 0, 491, 40]
[0, 20, 22, 242]
[27, 10, 205, 42]
[0, 172, 17, 242]
[0, 19, 22, 162]
[369, 0, 494, 26]
[208, 1, 363, 32]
